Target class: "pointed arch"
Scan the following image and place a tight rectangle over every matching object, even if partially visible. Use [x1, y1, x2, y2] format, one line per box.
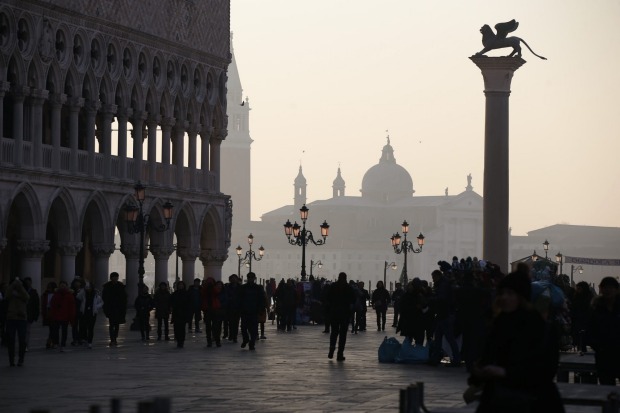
[45, 60, 63, 94]
[7, 53, 26, 85]
[145, 87, 158, 115]
[130, 83, 145, 112]
[99, 73, 114, 105]
[63, 65, 82, 98]
[114, 78, 130, 108]
[173, 95, 185, 123]
[9, 182, 44, 239]
[81, 70, 98, 101]
[199, 204, 224, 251]
[160, 90, 172, 118]
[47, 187, 80, 241]
[26, 57, 44, 89]
[80, 190, 115, 245]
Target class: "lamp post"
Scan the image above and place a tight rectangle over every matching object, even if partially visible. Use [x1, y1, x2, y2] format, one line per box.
[124, 181, 174, 287]
[283, 204, 329, 281]
[555, 252, 563, 276]
[310, 260, 323, 278]
[383, 261, 397, 288]
[543, 239, 550, 259]
[235, 233, 265, 275]
[570, 265, 584, 287]
[390, 220, 424, 285]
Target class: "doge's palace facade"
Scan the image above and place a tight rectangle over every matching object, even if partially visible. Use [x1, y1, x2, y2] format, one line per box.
[0, 0, 232, 300]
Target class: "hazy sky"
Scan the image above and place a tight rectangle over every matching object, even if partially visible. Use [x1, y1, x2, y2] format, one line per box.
[229, 0, 620, 235]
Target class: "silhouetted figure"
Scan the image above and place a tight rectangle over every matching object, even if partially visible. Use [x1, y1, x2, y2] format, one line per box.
[102, 272, 127, 347]
[326, 272, 355, 361]
[171, 281, 190, 348]
[239, 272, 265, 351]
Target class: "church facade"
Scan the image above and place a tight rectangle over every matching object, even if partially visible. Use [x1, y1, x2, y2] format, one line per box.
[0, 1, 233, 301]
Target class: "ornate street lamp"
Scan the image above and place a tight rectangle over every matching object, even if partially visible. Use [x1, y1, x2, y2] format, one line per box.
[390, 220, 424, 285]
[283, 204, 329, 281]
[383, 261, 397, 287]
[124, 181, 174, 287]
[570, 265, 584, 287]
[310, 259, 323, 278]
[543, 239, 550, 259]
[555, 252, 563, 276]
[235, 233, 265, 275]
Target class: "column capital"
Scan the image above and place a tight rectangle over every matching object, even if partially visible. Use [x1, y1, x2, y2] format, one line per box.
[187, 123, 202, 136]
[58, 241, 83, 256]
[173, 120, 189, 133]
[0, 81, 10, 94]
[101, 103, 118, 115]
[0, 238, 7, 253]
[470, 56, 526, 93]
[17, 239, 50, 258]
[199, 249, 227, 264]
[85, 100, 102, 114]
[120, 243, 141, 259]
[67, 96, 85, 110]
[150, 245, 175, 260]
[213, 128, 228, 140]
[49, 93, 67, 107]
[131, 110, 148, 122]
[161, 116, 176, 129]
[179, 247, 201, 261]
[11, 85, 30, 101]
[116, 107, 133, 120]
[147, 115, 161, 127]
[91, 243, 116, 258]
[200, 126, 214, 137]
[29, 88, 49, 103]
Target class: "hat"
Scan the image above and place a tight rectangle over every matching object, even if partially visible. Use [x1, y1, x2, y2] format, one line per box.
[498, 272, 531, 301]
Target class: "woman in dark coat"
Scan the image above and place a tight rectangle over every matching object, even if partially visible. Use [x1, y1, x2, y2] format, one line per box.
[170, 281, 190, 348]
[396, 279, 428, 346]
[371, 281, 391, 331]
[470, 272, 564, 413]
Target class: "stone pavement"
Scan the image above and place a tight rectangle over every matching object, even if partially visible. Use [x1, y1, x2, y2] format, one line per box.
[0, 310, 474, 413]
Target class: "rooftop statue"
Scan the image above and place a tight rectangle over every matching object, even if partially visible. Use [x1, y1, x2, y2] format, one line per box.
[474, 20, 547, 60]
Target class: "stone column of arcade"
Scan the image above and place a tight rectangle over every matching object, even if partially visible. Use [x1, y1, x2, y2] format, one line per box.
[17, 239, 50, 294]
[179, 247, 200, 285]
[121, 243, 141, 304]
[91, 243, 115, 290]
[470, 56, 525, 271]
[151, 246, 174, 286]
[58, 242, 83, 283]
[200, 250, 226, 282]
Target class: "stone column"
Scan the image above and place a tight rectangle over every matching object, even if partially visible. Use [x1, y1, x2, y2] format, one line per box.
[131, 111, 147, 182]
[116, 108, 132, 180]
[30, 89, 49, 168]
[17, 239, 50, 294]
[100, 104, 117, 179]
[172, 121, 188, 189]
[160, 117, 175, 187]
[67, 97, 85, 173]
[200, 127, 212, 191]
[146, 115, 161, 185]
[12, 86, 29, 168]
[58, 242, 83, 283]
[49, 93, 67, 172]
[210, 130, 225, 193]
[179, 247, 200, 286]
[91, 243, 115, 290]
[121, 243, 141, 305]
[0, 82, 10, 159]
[199, 249, 227, 282]
[187, 124, 200, 191]
[470, 56, 525, 271]
[85, 100, 101, 176]
[151, 245, 174, 286]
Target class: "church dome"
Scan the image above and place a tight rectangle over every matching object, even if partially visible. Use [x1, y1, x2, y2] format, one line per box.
[361, 138, 414, 202]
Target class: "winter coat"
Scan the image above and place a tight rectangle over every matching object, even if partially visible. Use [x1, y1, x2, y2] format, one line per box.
[26, 287, 40, 322]
[187, 285, 202, 311]
[50, 288, 76, 323]
[134, 293, 154, 317]
[224, 283, 241, 312]
[6, 279, 30, 321]
[170, 289, 191, 323]
[586, 295, 620, 371]
[371, 287, 391, 312]
[77, 289, 104, 317]
[41, 290, 55, 326]
[153, 289, 171, 318]
[239, 283, 266, 316]
[391, 287, 405, 310]
[326, 280, 356, 322]
[102, 280, 127, 324]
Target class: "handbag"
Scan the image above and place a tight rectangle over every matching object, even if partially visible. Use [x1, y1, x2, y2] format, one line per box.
[395, 337, 429, 364]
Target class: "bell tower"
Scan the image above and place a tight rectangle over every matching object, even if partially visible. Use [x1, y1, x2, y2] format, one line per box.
[294, 166, 307, 211]
[332, 166, 345, 197]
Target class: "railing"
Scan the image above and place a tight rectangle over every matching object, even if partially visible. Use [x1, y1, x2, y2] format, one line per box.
[0, 138, 217, 193]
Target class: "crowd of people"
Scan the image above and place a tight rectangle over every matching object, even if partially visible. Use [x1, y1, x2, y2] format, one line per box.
[1, 257, 619, 410]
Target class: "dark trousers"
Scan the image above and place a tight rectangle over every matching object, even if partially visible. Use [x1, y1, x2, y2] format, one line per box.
[240, 313, 258, 347]
[79, 314, 97, 344]
[174, 319, 186, 347]
[393, 307, 401, 327]
[138, 313, 150, 339]
[434, 315, 460, 363]
[109, 322, 120, 342]
[227, 311, 240, 340]
[204, 311, 223, 345]
[71, 313, 82, 343]
[330, 318, 349, 354]
[375, 308, 387, 330]
[6, 319, 27, 364]
[188, 309, 201, 331]
[157, 316, 169, 339]
[52, 321, 69, 347]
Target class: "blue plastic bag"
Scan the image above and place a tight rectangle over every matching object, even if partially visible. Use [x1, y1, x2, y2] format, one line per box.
[378, 336, 402, 363]
[395, 337, 429, 364]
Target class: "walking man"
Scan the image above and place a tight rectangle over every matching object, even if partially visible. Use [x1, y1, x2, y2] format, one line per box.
[102, 272, 127, 347]
[239, 272, 265, 351]
[5, 278, 29, 366]
[326, 272, 356, 361]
